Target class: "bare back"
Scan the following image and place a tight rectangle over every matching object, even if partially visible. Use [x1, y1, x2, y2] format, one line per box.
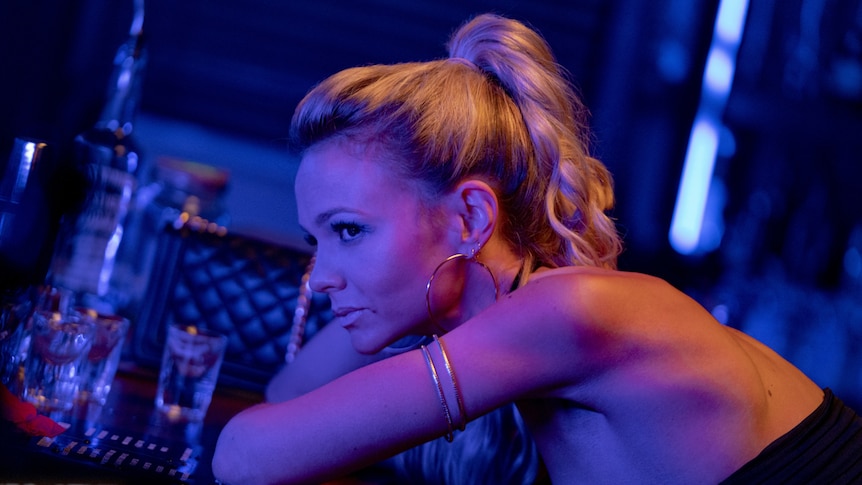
[501, 268, 824, 484]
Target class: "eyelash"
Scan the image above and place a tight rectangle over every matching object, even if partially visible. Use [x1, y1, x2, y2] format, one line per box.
[302, 221, 367, 247]
[331, 221, 365, 242]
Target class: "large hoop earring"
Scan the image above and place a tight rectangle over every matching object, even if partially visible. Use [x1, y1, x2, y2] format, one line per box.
[425, 251, 499, 330]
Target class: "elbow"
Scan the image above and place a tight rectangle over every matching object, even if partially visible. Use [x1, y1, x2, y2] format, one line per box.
[212, 418, 255, 484]
[213, 410, 298, 485]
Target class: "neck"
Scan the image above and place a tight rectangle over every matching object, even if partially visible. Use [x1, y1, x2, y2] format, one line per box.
[432, 250, 523, 333]
[479, 237, 525, 297]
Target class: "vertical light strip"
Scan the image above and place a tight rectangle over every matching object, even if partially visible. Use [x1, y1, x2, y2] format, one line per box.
[9, 141, 36, 203]
[669, 0, 749, 254]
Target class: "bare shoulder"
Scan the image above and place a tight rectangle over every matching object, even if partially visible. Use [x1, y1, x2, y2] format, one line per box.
[519, 266, 695, 325]
[466, 266, 741, 392]
[446, 268, 696, 397]
[533, 265, 679, 288]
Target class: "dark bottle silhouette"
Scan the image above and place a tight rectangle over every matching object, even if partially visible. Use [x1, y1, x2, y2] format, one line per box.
[48, 10, 146, 314]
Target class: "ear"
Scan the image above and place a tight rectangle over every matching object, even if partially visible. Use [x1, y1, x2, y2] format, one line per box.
[449, 180, 499, 250]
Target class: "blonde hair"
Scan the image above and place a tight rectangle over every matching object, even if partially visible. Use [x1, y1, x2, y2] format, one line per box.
[290, 14, 623, 273]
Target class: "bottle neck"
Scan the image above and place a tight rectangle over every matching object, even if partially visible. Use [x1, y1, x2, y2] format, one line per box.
[95, 32, 146, 137]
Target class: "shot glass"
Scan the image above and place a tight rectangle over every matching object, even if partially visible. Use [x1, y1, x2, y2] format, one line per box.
[22, 309, 95, 412]
[155, 324, 227, 422]
[11, 286, 74, 378]
[75, 310, 129, 406]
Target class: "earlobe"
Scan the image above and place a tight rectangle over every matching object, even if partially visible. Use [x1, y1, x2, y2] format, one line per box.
[454, 180, 499, 247]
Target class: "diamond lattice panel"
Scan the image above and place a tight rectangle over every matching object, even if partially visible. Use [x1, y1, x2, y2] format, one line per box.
[131, 225, 331, 392]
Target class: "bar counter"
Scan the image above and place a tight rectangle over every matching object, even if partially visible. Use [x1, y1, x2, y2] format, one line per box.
[1, 367, 395, 484]
[1, 366, 261, 484]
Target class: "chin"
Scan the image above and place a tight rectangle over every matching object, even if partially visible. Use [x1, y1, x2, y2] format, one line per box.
[348, 332, 389, 355]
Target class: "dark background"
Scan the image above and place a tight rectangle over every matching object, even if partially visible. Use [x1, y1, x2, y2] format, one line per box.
[1, 0, 860, 407]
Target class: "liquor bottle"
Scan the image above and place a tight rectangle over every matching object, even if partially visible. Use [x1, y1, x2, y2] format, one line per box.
[48, 18, 147, 314]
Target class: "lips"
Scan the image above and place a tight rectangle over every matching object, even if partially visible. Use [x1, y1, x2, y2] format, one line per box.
[331, 307, 365, 327]
[331, 306, 360, 317]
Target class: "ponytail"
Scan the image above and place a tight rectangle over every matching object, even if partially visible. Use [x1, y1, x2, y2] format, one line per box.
[447, 14, 622, 274]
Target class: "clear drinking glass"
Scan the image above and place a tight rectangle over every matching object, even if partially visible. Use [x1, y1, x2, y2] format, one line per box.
[75, 310, 129, 405]
[22, 309, 95, 412]
[155, 324, 227, 422]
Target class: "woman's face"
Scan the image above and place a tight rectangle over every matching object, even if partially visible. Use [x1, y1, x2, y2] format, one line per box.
[295, 138, 454, 354]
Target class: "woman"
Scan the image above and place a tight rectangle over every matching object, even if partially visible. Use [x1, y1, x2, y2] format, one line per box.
[213, 13, 862, 484]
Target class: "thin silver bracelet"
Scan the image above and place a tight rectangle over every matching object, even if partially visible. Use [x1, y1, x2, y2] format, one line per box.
[421, 342, 455, 442]
[434, 335, 467, 431]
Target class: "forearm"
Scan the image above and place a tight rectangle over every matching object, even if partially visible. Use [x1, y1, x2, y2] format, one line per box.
[214, 353, 445, 484]
[265, 322, 383, 402]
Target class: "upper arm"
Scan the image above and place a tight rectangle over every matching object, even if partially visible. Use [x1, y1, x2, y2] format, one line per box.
[436, 269, 656, 409]
[432, 274, 600, 410]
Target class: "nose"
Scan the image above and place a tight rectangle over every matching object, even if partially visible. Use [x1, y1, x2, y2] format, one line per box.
[307, 251, 344, 294]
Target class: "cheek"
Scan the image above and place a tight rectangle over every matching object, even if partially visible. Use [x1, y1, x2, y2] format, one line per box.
[377, 236, 433, 291]
[365, 229, 443, 309]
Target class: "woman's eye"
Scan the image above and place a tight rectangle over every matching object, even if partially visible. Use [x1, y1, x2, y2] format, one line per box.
[332, 222, 364, 242]
[303, 233, 318, 247]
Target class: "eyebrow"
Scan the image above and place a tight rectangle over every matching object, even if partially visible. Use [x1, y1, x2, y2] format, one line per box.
[296, 208, 349, 236]
[314, 207, 361, 225]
